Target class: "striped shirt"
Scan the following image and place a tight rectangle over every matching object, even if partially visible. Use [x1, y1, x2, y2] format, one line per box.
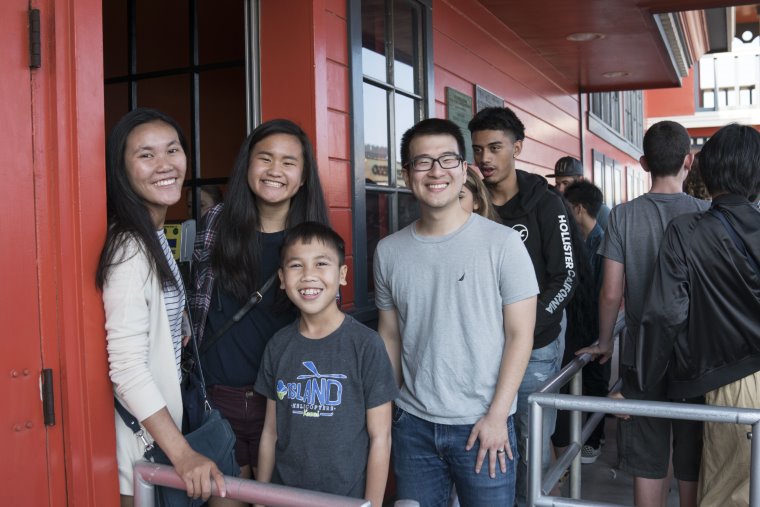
[157, 230, 185, 381]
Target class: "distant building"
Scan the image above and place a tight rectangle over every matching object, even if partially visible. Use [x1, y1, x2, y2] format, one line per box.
[647, 4, 760, 146]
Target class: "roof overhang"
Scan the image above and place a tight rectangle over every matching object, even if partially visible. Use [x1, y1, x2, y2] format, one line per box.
[476, 0, 742, 92]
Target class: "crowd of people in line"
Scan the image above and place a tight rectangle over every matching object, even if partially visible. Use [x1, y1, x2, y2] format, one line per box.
[99, 104, 759, 507]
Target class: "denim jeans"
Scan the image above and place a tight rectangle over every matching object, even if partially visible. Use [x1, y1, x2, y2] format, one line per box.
[392, 407, 518, 507]
[514, 333, 564, 505]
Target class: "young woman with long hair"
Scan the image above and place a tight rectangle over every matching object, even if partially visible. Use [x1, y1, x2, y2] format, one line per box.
[98, 108, 229, 506]
[190, 119, 329, 483]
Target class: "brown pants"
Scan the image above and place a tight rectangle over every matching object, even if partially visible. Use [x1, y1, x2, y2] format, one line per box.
[699, 370, 760, 507]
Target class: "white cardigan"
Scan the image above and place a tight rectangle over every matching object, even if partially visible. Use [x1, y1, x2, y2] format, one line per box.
[103, 236, 183, 495]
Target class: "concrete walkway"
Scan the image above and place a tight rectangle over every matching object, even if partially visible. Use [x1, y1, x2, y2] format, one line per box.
[572, 417, 680, 506]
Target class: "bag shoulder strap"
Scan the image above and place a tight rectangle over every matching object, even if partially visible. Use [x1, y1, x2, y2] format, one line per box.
[709, 207, 760, 275]
[198, 272, 278, 356]
[114, 397, 156, 455]
[114, 397, 140, 433]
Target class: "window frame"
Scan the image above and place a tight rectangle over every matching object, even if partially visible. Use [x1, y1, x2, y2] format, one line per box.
[593, 149, 624, 206]
[588, 91, 644, 160]
[104, 0, 260, 221]
[348, 0, 434, 320]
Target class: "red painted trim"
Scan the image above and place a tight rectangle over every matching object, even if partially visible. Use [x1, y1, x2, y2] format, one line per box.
[31, 0, 115, 504]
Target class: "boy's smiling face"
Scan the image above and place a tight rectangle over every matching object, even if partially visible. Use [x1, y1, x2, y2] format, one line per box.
[279, 239, 348, 318]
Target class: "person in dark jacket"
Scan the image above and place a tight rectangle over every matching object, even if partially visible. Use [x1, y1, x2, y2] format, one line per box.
[469, 107, 578, 503]
[638, 123, 760, 506]
[548, 156, 610, 231]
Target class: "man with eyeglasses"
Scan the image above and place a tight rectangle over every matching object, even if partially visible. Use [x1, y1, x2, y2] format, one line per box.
[375, 118, 538, 506]
[469, 106, 578, 504]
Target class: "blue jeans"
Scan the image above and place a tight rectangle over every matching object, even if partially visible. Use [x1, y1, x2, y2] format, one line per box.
[392, 407, 518, 507]
[514, 334, 564, 505]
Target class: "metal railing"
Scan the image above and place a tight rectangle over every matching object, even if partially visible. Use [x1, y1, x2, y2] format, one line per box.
[528, 395, 760, 507]
[526, 311, 760, 506]
[529, 313, 625, 501]
[133, 461, 420, 507]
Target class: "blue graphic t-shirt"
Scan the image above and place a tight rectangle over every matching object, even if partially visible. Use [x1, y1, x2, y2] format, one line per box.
[254, 315, 398, 498]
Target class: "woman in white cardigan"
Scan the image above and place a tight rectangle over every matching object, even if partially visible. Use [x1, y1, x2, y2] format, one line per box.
[97, 108, 228, 506]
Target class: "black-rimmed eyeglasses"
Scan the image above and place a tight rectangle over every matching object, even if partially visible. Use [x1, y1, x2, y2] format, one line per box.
[405, 154, 463, 172]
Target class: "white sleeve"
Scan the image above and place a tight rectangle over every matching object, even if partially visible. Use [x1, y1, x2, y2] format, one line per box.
[104, 240, 167, 422]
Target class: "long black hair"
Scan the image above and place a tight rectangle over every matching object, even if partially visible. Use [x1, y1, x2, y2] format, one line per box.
[212, 119, 330, 302]
[96, 108, 188, 289]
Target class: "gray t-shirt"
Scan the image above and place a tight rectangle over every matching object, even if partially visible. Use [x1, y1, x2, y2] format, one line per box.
[598, 192, 709, 365]
[374, 213, 539, 424]
[254, 315, 397, 498]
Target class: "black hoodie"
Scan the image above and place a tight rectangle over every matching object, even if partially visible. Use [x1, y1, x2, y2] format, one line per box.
[494, 169, 578, 349]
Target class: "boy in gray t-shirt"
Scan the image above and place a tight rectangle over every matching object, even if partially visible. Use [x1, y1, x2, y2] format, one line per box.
[578, 121, 709, 506]
[255, 223, 397, 506]
[376, 118, 538, 506]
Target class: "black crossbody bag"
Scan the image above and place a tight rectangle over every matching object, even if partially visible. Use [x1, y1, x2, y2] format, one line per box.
[179, 272, 277, 431]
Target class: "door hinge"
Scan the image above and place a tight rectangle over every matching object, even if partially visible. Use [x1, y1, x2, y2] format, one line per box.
[29, 9, 41, 69]
[41, 368, 55, 426]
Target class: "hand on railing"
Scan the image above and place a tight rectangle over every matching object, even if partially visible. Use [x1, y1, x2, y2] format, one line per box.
[607, 391, 630, 420]
[172, 448, 227, 501]
[575, 339, 613, 365]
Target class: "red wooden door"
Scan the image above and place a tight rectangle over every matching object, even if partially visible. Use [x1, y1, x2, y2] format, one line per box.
[0, 2, 62, 505]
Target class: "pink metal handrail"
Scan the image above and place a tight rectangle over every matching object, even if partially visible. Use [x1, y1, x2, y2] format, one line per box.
[133, 461, 419, 507]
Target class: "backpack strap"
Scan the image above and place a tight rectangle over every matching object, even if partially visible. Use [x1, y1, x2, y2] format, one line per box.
[709, 207, 760, 275]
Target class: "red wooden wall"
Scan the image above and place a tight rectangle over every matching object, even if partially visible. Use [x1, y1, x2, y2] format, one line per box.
[433, 0, 583, 177]
[645, 67, 697, 117]
[431, 0, 641, 196]
[259, 0, 356, 307]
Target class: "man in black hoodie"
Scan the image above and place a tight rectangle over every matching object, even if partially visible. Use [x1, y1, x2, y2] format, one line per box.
[469, 107, 577, 502]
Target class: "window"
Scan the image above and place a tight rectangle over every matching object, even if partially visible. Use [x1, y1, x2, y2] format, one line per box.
[102, 0, 259, 222]
[588, 90, 644, 157]
[593, 150, 624, 206]
[590, 92, 621, 133]
[621, 90, 643, 148]
[349, 0, 433, 317]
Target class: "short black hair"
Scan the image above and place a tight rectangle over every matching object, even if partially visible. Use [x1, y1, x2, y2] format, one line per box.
[400, 118, 466, 169]
[467, 106, 525, 142]
[564, 180, 603, 218]
[642, 120, 690, 177]
[698, 123, 760, 201]
[280, 222, 346, 265]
